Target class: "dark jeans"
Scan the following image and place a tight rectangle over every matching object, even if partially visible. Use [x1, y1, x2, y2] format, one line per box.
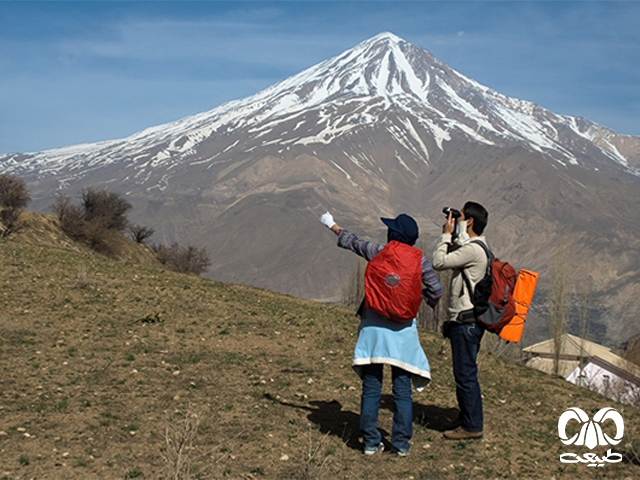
[448, 321, 485, 432]
[360, 364, 413, 453]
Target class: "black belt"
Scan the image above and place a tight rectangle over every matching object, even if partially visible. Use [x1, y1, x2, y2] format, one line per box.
[457, 309, 477, 324]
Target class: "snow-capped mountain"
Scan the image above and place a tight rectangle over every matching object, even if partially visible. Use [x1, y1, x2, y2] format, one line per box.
[3, 32, 640, 344]
[3, 32, 639, 184]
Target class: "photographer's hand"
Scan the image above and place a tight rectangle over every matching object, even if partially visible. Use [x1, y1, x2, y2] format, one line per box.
[443, 211, 455, 235]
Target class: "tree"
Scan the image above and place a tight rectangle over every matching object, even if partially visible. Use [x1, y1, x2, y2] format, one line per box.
[129, 224, 155, 244]
[340, 257, 366, 309]
[154, 242, 212, 276]
[52, 195, 84, 235]
[52, 188, 132, 256]
[81, 188, 131, 232]
[574, 281, 592, 381]
[549, 243, 571, 376]
[0, 174, 31, 237]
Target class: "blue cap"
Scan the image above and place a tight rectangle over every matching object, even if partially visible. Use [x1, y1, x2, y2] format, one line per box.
[381, 213, 419, 245]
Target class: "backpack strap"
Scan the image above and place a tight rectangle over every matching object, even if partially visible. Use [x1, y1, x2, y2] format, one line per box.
[471, 239, 494, 266]
[460, 269, 474, 297]
[459, 240, 493, 297]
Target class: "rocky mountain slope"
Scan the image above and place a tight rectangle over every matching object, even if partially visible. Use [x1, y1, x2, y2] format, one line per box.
[2, 32, 640, 344]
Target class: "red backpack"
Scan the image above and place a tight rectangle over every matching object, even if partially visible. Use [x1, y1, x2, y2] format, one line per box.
[461, 240, 517, 333]
[364, 241, 423, 322]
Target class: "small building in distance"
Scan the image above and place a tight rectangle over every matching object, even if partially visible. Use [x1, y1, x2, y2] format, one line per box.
[523, 334, 640, 406]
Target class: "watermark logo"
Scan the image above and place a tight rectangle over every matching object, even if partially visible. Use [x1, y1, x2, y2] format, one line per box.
[558, 407, 624, 467]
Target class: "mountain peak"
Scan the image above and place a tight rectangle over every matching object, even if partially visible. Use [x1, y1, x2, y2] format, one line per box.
[363, 31, 406, 45]
[272, 30, 436, 106]
[3, 32, 639, 179]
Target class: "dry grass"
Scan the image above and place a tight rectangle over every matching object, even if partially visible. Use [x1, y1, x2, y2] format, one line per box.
[1, 212, 639, 479]
[161, 411, 202, 480]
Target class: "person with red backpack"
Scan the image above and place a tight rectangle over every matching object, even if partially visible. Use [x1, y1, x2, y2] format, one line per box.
[320, 212, 442, 456]
[432, 201, 490, 441]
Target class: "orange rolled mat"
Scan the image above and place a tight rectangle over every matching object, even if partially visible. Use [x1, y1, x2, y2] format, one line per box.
[499, 269, 539, 343]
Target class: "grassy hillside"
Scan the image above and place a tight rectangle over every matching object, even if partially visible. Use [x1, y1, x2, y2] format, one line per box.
[1, 213, 639, 479]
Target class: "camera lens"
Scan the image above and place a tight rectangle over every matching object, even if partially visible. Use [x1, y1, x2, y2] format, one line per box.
[442, 207, 461, 219]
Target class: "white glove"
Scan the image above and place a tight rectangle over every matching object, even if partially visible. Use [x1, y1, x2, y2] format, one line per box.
[320, 212, 336, 229]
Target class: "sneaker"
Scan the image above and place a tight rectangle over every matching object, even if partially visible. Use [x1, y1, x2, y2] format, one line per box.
[396, 449, 410, 457]
[443, 426, 483, 440]
[364, 442, 384, 456]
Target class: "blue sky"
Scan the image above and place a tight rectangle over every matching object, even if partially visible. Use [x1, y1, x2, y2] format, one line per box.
[1, 1, 639, 153]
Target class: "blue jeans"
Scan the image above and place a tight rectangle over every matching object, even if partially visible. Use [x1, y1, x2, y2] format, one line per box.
[360, 364, 413, 453]
[448, 321, 485, 432]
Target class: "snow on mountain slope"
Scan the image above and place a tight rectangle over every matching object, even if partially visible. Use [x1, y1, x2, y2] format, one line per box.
[4, 33, 640, 345]
[2, 32, 640, 183]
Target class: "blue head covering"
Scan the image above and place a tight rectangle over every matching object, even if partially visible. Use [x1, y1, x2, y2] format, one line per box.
[381, 214, 419, 246]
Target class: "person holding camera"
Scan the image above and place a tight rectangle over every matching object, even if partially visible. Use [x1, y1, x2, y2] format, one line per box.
[432, 201, 489, 440]
[320, 211, 442, 456]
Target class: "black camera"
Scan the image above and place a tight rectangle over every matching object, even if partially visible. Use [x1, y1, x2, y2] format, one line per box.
[442, 207, 461, 219]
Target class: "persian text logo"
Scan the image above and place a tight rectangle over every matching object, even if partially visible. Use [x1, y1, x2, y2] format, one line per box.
[558, 407, 624, 467]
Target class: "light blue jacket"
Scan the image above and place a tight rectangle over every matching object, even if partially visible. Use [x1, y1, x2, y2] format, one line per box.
[352, 308, 431, 391]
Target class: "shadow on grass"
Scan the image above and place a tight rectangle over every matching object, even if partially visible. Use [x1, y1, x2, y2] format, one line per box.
[415, 404, 461, 432]
[379, 395, 460, 432]
[264, 393, 378, 451]
[266, 393, 459, 450]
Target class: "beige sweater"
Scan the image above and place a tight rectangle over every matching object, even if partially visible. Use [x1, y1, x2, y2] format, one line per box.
[432, 234, 488, 322]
